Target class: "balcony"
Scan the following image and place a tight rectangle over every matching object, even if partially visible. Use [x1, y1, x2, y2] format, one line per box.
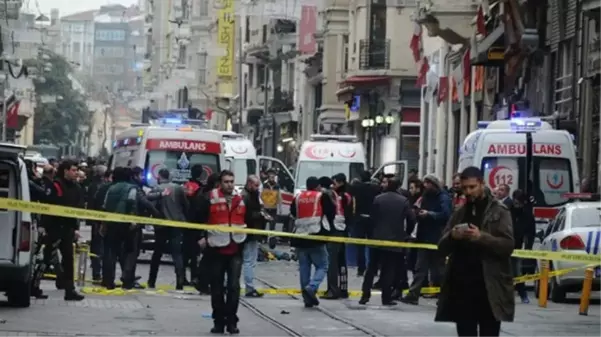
[359, 39, 390, 71]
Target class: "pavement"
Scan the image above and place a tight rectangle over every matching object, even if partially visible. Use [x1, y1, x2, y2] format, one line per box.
[0, 227, 598, 336]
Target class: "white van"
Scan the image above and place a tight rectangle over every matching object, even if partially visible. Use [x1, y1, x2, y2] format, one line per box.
[295, 134, 408, 193]
[0, 143, 34, 307]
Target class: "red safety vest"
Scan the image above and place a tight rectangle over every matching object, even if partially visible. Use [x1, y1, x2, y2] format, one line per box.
[294, 190, 325, 234]
[332, 191, 347, 231]
[206, 188, 247, 247]
[184, 180, 201, 197]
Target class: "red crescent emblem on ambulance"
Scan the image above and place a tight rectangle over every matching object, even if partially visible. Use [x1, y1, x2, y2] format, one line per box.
[338, 148, 357, 158]
[230, 145, 248, 154]
[546, 173, 564, 189]
[151, 163, 165, 179]
[304, 145, 329, 160]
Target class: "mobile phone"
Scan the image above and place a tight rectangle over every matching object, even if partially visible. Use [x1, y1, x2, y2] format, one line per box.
[455, 223, 469, 231]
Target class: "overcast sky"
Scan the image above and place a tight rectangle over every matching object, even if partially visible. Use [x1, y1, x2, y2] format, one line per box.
[33, 0, 139, 17]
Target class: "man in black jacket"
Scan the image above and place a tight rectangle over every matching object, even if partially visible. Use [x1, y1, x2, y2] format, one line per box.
[241, 175, 266, 297]
[359, 178, 415, 306]
[349, 171, 380, 276]
[87, 165, 108, 281]
[45, 160, 85, 301]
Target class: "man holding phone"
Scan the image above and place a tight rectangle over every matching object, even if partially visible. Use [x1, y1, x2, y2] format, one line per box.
[435, 166, 514, 337]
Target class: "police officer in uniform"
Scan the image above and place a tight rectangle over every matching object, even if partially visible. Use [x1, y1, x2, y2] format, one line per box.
[290, 176, 334, 307]
[198, 170, 246, 334]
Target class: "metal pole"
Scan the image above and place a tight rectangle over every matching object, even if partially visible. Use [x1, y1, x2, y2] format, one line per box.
[237, 24, 244, 132]
[1, 63, 7, 142]
[262, 64, 269, 155]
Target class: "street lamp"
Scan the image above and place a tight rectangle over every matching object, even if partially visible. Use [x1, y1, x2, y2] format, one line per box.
[361, 118, 375, 128]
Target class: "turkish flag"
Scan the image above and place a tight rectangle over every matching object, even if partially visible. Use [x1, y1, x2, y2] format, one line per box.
[6, 101, 19, 129]
[205, 108, 213, 121]
[462, 48, 471, 92]
[409, 22, 422, 63]
[416, 57, 429, 87]
[437, 76, 448, 105]
[476, 5, 487, 36]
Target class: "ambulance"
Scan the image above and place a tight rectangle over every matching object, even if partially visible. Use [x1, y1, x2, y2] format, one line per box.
[295, 134, 408, 194]
[213, 131, 296, 217]
[109, 118, 226, 186]
[458, 118, 580, 223]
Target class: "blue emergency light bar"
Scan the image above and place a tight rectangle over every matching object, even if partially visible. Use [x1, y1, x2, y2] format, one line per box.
[477, 121, 491, 129]
[509, 118, 543, 131]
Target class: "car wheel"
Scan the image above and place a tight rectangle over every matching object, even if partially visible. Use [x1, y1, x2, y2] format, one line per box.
[7, 278, 32, 308]
[550, 276, 567, 303]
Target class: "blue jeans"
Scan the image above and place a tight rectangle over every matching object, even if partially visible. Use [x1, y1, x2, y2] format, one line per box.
[242, 240, 259, 291]
[297, 245, 329, 292]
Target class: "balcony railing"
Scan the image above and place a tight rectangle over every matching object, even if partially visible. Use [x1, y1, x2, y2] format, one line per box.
[359, 39, 390, 70]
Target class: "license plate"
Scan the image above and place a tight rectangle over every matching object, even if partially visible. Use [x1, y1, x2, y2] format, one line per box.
[595, 267, 600, 278]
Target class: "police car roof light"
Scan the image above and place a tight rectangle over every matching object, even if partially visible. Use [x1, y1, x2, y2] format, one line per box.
[509, 118, 543, 130]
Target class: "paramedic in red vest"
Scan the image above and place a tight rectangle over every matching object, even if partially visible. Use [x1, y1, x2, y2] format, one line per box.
[290, 176, 335, 308]
[198, 170, 246, 335]
[44, 160, 85, 301]
[321, 173, 352, 300]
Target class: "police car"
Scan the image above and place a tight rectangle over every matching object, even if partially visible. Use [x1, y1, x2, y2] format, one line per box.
[534, 193, 601, 303]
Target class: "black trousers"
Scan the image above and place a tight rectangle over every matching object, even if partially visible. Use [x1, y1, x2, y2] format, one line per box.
[361, 248, 402, 302]
[42, 228, 76, 291]
[326, 242, 348, 295]
[195, 251, 211, 291]
[90, 221, 103, 279]
[456, 321, 501, 336]
[408, 249, 444, 297]
[182, 229, 200, 281]
[208, 250, 242, 325]
[102, 225, 137, 287]
[354, 216, 372, 273]
[149, 227, 184, 285]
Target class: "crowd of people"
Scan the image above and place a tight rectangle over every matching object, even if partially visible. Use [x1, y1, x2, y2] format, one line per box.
[23, 156, 537, 336]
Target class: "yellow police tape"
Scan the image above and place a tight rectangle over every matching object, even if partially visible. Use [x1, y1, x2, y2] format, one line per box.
[3, 197, 600, 264]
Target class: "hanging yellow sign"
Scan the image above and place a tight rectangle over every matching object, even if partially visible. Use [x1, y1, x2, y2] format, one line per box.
[217, 0, 235, 77]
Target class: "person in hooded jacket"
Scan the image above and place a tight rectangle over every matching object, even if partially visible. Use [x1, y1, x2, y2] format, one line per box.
[349, 171, 380, 276]
[401, 174, 451, 305]
[192, 172, 220, 294]
[182, 164, 205, 285]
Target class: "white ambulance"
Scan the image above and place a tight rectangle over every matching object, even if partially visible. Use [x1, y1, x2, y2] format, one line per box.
[109, 119, 226, 186]
[218, 131, 295, 216]
[295, 134, 408, 194]
[458, 118, 580, 223]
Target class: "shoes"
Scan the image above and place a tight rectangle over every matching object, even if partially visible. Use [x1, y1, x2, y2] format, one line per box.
[382, 300, 398, 306]
[320, 291, 340, 300]
[358, 295, 369, 305]
[64, 290, 84, 301]
[226, 324, 240, 334]
[302, 286, 319, 307]
[210, 323, 224, 334]
[31, 288, 48, 299]
[245, 289, 264, 298]
[400, 295, 419, 305]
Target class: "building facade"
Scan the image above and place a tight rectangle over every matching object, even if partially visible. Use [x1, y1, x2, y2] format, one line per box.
[59, 10, 96, 74]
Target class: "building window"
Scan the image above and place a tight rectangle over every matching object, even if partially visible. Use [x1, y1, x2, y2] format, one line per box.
[248, 65, 254, 87]
[245, 16, 250, 43]
[399, 79, 421, 107]
[369, 2, 387, 40]
[257, 64, 266, 85]
[198, 0, 209, 17]
[198, 52, 207, 84]
[178, 45, 187, 65]
[181, 0, 189, 19]
[95, 30, 126, 41]
[288, 63, 294, 93]
[342, 34, 349, 74]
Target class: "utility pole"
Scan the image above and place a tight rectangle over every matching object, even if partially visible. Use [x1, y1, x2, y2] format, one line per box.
[236, 24, 244, 132]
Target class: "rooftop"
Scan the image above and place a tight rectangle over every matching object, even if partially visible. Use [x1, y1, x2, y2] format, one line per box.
[61, 9, 97, 21]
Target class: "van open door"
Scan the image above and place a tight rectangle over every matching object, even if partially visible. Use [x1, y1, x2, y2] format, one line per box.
[0, 144, 25, 264]
[372, 160, 409, 189]
[258, 156, 295, 216]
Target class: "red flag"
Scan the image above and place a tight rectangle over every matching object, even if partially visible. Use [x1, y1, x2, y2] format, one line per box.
[476, 5, 486, 36]
[205, 108, 213, 121]
[6, 101, 19, 129]
[462, 49, 471, 92]
[409, 22, 422, 63]
[437, 76, 448, 105]
[416, 57, 429, 87]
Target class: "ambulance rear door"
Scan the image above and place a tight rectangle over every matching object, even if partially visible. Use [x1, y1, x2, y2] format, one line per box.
[258, 156, 295, 216]
[372, 160, 409, 189]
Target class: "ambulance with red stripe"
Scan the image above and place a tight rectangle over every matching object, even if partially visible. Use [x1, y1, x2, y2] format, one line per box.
[458, 118, 579, 225]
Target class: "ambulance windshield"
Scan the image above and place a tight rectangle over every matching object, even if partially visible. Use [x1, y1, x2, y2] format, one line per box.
[231, 158, 257, 186]
[296, 161, 364, 189]
[481, 156, 573, 207]
[145, 150, 220, 185]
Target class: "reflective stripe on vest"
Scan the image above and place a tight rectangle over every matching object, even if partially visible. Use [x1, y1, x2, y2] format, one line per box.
[294, 190, 327, 234]
[333, 191, 346, 231]
[206, 188, 247, 247]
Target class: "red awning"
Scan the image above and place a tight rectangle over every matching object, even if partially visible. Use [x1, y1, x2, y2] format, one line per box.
[344, 76, 390, 84]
